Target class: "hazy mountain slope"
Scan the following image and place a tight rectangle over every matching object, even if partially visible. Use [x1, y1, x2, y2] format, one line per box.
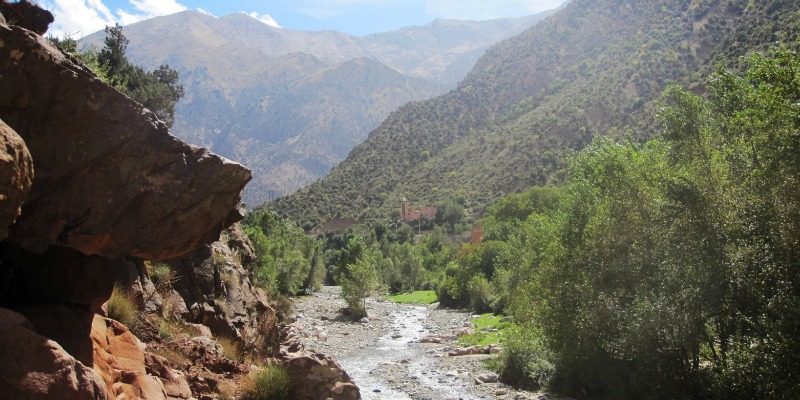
[271, 0, 800, 226]
[79, 10, 553, 206]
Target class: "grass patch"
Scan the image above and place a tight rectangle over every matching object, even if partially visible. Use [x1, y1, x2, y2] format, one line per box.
[241, 365, 291, 400]
[107, 285, 139, 326]
[158, 347, 190, 368]
[457, 313, 511, 346]
[216, 336, 241, 362]
[386, 290, 438, 304]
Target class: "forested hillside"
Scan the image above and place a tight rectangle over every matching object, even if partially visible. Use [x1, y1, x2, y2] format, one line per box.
[271, 0, 800, 227]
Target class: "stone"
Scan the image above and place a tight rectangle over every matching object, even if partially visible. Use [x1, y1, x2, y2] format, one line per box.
[475, 373, 499, 384]
[0, 118, 33, 241]
[447, 345, 486, 357]
[455, 327, 475, 337]
[145, 353, 192, 399]
[360, 317, 370, 323]
[0, 25, 251, 260]
[282, 352, 360, 400]
[0, 0, 53, 35]
[91, 314, 168, 399]
[0, 307, 107, 399]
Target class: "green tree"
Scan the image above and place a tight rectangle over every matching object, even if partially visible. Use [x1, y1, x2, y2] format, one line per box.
[95, 25, 184, 128]
[337, 235, 378, 319]
[98, 25, 129, 86]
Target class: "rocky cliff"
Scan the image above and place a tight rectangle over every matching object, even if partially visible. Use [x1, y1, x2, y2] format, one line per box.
[0, 3, 222, 399]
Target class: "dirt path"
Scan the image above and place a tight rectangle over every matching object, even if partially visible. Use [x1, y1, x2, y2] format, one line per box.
[291, 286, 542, 400]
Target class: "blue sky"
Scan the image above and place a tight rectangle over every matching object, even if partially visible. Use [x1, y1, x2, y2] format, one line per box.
[40, 0, 567, 39]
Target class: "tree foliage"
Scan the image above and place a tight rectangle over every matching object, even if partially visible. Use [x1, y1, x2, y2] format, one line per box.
[243, 210, 325, 296]
[474, 48, 800, 399]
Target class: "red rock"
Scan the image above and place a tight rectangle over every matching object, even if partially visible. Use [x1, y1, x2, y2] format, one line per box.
[145, 353, 192, 399]
[0, 307, 107, 399]
[91, 314, 168, 399]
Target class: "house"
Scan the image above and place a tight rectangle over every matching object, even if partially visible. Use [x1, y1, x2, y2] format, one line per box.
[401, 197, 436, 222]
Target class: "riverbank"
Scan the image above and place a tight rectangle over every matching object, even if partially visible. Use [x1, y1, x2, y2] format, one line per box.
[290, 286, 544, 399]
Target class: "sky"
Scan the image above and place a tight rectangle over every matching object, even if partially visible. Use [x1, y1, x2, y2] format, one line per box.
[39, 0, 568, 39]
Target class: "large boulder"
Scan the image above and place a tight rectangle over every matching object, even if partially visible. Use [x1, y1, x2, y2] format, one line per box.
[0, 118, 33, 241]
[0, 24, 251, 260]
[0, 307, 107, 400]
[282, 352, 360, 400]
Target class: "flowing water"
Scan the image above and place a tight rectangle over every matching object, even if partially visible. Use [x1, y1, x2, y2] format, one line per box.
[338, 305, 479, 400]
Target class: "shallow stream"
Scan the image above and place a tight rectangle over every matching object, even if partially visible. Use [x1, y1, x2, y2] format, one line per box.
[338, 305, 479, 400]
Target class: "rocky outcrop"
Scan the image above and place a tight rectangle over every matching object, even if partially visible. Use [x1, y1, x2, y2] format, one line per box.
[0, 24, 251, 260]
[0, 0, 53, 35]
[168, 224, 279, 358]
[0, 308, 107, 400]
[92, 314, 177, 400]
[0, 4, 253, 399]
[0, 119, 33, 241]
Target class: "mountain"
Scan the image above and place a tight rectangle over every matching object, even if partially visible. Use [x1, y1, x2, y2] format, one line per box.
[79, 10, 555, 206]
[270, 0, 800, 227]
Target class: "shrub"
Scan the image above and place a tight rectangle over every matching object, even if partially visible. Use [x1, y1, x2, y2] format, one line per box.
[498, 325, 554, 391]
[241, 365, 291, 400]
[467, 275, 494, 313]
[106, 285, 139, 326]
[148, 262, 174, 286]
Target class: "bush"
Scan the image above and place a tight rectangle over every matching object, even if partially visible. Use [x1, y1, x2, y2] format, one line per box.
[242, 365, 291, 400]
[498, 325, 554, 391]
[106, 285, 139, 326]
[467, 275, 494, 313]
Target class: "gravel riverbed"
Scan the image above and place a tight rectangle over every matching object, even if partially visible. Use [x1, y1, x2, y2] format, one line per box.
[290, 286, 546, 400]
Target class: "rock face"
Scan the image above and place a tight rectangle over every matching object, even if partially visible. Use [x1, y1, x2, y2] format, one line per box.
[168, 224, 280, 358]
[92, 315, 169, 400]
[0, 24, 251, 260]
[0, 118, 33, 241]
[0, 5, 254, 399]
[0, 308, 108, 400]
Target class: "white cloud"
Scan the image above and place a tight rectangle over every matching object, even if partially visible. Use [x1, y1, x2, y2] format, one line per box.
[114, 0, 187, 26]
[196, 8, 216, 17]
[245, 12, 282, 28]
[425, 0, 565, 20]
[41, 0, 116, 38]
[41, 0, 188, 39]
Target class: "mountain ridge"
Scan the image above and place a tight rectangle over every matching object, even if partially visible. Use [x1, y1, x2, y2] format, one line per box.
[270, 0, 800, 227]
[79, 9, 555, 206]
